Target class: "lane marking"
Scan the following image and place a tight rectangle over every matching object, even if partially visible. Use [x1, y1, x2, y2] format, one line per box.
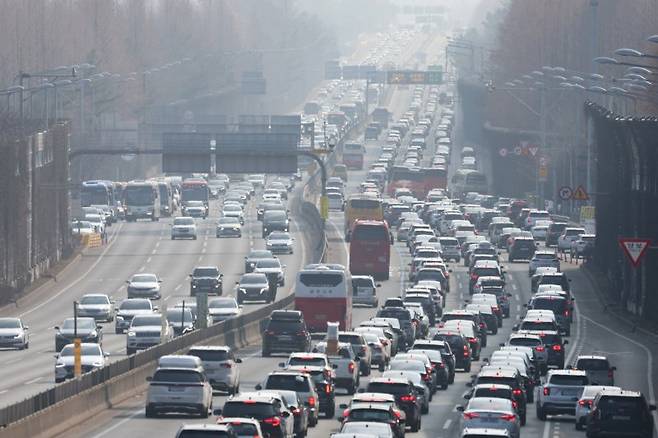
[0, 390, 8, 395]
[89, 407, 143, 438]
[175, 284, 182, 291]
[24, 377, 43, 385]
[442, 419, 452, 430]
[145, 257, 151, 264]
[138, 266, 145, 272]
[512, 283, 518, 290]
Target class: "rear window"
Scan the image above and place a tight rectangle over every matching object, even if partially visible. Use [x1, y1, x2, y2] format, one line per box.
[349, 409, 391, 422]
[535, 253, 557, 260]
[532, 298, 567, 313]
[377, 308, 410, 321]
[188, 349, 229, 362]
[265, 375, 311, 392]
[520, 321, 556, 331]
[576, 359, 610, 370]
[476, 376, 517, 387]
[510, 338, 541, 347]
[339, 334, 365, 345]
[540, 334, 561, 345]
[289, 357, 326, 367]
[349, 199, 381, 209]
[474, 268, 500, 277]
[222, 401, 275, 419]
[367, 382, 410, 396]
[267, 320, 304, 331]
[514, 240, 535, 249]
[178, 431, 231, 438]
[598, 396, 645, 415]
[152, 369, 202, 383]
[474, 387, 513, 398]
[549, 375, 589, 386]
[299, 273, 343, 287]
[224, 423, 258, 435]
[352, 224, 388, 241]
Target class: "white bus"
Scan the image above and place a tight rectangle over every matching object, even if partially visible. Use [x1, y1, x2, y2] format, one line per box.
[123, 181, 161, 222]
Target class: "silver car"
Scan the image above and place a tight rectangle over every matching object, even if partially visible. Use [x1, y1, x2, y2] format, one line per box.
[126, 273, 162, 299]
[458, 397, 520, 438]
[0, 317, 29, 350]
[351, 275, 379, 307]
[145, 367, 213, 417]
[574, 385, 622, 430]
[126, 313, 173, 355]
[216, 216, 242, 238]
[77, 293, 114, 322]
[254, 258, 286, 287]
[187, 346, 242, 394]
[55, 343, 109, 383]
[208, 297, 242, 324]
[265, 231, 295, 254]
[171, 216, 197, 240]
[115, 298, 156, 334]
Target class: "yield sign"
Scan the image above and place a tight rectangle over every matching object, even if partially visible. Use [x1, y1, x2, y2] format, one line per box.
[528, 145, 540, 157]
[619, 238, 651, 267]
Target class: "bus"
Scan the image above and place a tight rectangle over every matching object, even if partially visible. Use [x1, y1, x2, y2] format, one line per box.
[349, 220, 393, 280]
[181, 178, 210, 207]
[422, 166, 448, 194]
[343, 142, 365, 170]
[155, 181, 175, 217]
[294, 264, 352, 332]
[344, 195, 384, 241]
[123, 181, 160, 221]
[451, 170, 488, 198]
[80, 180, 118, 221]
[387, 165, 425, 198]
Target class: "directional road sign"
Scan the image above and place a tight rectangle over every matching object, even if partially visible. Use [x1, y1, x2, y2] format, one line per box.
[619, 238, 651, 267]
[558, 186, 573, 201]
[498, 148, 508, 157]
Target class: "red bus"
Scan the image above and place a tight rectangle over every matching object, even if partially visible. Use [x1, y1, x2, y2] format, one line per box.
[181, 178, 210, 206]
[343, 142, 365, 170]
[387, 165, 425, 198]
[349, 220, 393, 280]
[422, 166, 448, 194]
[295, 265, 352, 332]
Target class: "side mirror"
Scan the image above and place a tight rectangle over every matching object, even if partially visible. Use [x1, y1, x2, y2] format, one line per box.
[611, 366, 617, 371]
[499, 342, 505, 347]
[463, 393, 472, 400]
[357, 388, 365, 393]
[125, 280, 130, 284]
[465, 382, 473, 387]
[456, 405, 465, 412]
[448, 269, 453, 273]
[53, 326, 60, 330]
[376, 284, 382, 288]
[337, 417, 344, 422]
[650, 405, 657, 411]
[213, 408, 223, 416]
[512, 324, 519, 331]
[97, 325, 103, 330]
[278, 362, 286, 368]
[563, 340, 569, 345]
[24, 326, 29, 330]
[235, 358, 242, 364]
[158, 280, 163, 283]
[332, 364, 338, 369]
[255, 384, 263, 390]
[281, 411, 291, 418]
[339, 403, 348, 409]
[104, 352, 110, 357]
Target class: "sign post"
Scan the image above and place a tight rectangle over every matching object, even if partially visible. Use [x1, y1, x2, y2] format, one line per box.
[619, 238, 651, 267]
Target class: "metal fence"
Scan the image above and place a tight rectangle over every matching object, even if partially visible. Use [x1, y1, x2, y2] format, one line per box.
[586, 102, 658, 319]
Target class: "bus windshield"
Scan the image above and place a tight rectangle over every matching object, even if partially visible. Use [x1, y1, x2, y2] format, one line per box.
[124, 187, 154, 205]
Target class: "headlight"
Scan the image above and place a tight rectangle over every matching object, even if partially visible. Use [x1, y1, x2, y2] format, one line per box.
[260, 287, 269, 294]
[192, 284, 197, 288]
[239, 288, 246, 293]
[55, 362, 65, 368]
[90, 331, 97, 337]
[128, 331, 136, 337]
[93, 362, 103, 367]
[14, 334, 22, 339]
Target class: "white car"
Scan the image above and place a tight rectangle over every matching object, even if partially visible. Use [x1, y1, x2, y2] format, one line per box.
[126, 273, 162, 299]
[536, 369, 589, 420]
[265, 231, 294, 254]
[55, 343, 109, 383]
[188, 345, 242, 394]
[84, 213, 105, 234]
[0, 317, 29, 350]
[182, 200, 207, 218]
[71, 220, 95, 236]
[222, 204, 245, 225]
[76, 293, 114, 322]
[531, 225, 549, 240]
[557, 227, 586, 251]
[458, 397, 520, 438]
[171, 216, 197, 240]
[208, 297, 242, 323]
[145, 367, 213, 417]
[126, 314, 173, 355]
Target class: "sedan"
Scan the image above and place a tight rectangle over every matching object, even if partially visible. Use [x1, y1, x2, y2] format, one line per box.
[216, 217, 242, 238]
[182, 200, 207, 218]
[55, 317, 102, 352]
[126, 273, 162, 300]
[76, 293, 114, 322]
[171, 216, 197, 240]
[222, 204, 245, 225]
[254, 258, 286, 286]
[457, 397, 520, 438]
[208, 297, 242, 323]
[265, 231, 295, 254]
[55, 343, 109, 383]
[0, 317, 29, 350]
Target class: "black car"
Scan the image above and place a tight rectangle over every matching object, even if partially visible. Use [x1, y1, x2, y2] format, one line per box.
[519, 329, 567, 368]
[262, 311, 311, 357]
[54, 317, 102, 352]
[433, 329, 472, 372]
[262, 211, 289, 238]
[366, 377, 422, 432]
[236, 273, 273, 304]
[189, 266, 223, 296]
[509, 237, 536, 262]
[217, 393, 292, 438]
[412, 340, 456, 383]
[244, 249, 275, 273]
[587, 390, 656, 438]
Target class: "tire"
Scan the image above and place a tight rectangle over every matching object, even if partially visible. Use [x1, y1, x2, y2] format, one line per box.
[379, 362, 385, 372]
[411, 416, 421, 432]
[200, 404, 209, 418]
[575, 421, 582, 431]
[347, 381, 356, 395]
[422, 403, 429, 414]
[262, 348, 270, 357]
[464, 362, 471, 372]
[441, 382, 448, 390]
[127, 348, 135, 355]
[536, 405, 547, 421]
[361, 363, 371, 376]
[145, 405, 156, 418]
[449, 372, 455, 384]
[115, 327, 122, 335]
[55, 378, 64, 383]
[521, 412, 527, 426]
[325, 403, 335, 419]
[193, 236, 197, 240]
[527, 390, 534, 403]
[492, 326, 498, 335]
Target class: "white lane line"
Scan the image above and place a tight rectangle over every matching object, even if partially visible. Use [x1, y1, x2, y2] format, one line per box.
[0, 390, 8, 395]
[516, 304, 521, 312]
[138, 266, 145, 272]
[150, 249, 156, 255]
[163, 296, 171, 302]
[24, 377, 43, 385]
[197, 255, 203, 262]
[175, 284, 182, 291]
[115, 285, 124, 294]
[442, 419, 452, 430]
[512, 283, 518, 290]
[19, 222, 124, 317]
[146, 257, 152, 264]
[89, 407, 143, 438]
[154, 242, 160, 249]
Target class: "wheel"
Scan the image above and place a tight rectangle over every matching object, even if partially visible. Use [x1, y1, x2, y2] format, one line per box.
[237, 296, 243, 305]
[536, 405, 547, 421]
[492, 326, 498, 335]
[449, 372, 455, 384]
[127, 348, 135, 355]
[379, 362, 385, 372]
[171, 236, 175, 240]
[325, 403, 335, 419]
[193, 235, 197, 240]
[55, 377, 64, 383]
[200, 404, 209, 418]
[441, 382, 448, 390]
[464, 362, 471, 372]
[527, 390, 534, 403]
[262, 349, 270, 357]
[521, 412, 527, 426]
[347, 381, 356, 395]
[145, 405, 156, 418]
[411, 416, 421, 432]
[422, 403, 429, 414]
[115, 327, 122, 335]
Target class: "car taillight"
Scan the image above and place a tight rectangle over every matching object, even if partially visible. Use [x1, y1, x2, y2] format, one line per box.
[325, 384, 332, 394]
[543, 387, 550, 396]
[221, 363, 232, 369]
[463, 345, 470, 357]
[421, 373, 431, 382]
[297, 331, 306, 336]
[291, 407, 301, 415]
[307, 396, 316, 407]
[552, 344, 562, 352]
[438, 362, 445, 368]
[512, 400, 518, 409]
[463, 412, 479, 420]
[470, 273, 478, 281]
[578, 399, 593, 407]
[512, 388, 522, 396]
[400, 394, 416, 403]
[468, 337, 478, 344]
[500, 413, 517, 422]
[263, 416, 281, 427]
[492, 306, 500, 312]
[608, 369, 615, 378]
[360, 346, 367, 354]
[348, 362, 355, 374]
[479, 322, 486, 329]
[342, 408, 350, 419]
[393, 409, 402, 419]
[564, 310, 570, 317]
[265, 330, 275, 335]
[535, 346, 545, 352]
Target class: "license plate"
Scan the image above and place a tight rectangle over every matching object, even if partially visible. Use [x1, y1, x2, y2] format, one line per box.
[357, 287, 372, 296]
[169, 387, 185, 392]
[482, 417, 497, 423]
[560, 389, 577, 396]
[612, 415, 631, 421]
[279, 335, 293, 341]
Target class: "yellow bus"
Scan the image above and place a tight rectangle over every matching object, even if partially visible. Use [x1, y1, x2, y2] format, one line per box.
[344, 194, 384, 241]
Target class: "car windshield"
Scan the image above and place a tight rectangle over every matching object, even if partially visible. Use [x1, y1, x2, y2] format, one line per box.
[240, 274, 267, 285]
[131, 274, 157, 283]
[131, 315, 161, 326]
[193, 268, 218, 277]
[521, 321, 556, 331]
[268, 232, 290, 240]
[352, 277, 374, 288]
[224, 205, 241, 212]
[510, 337, 541, 347]
[0, 319, 21, 329]
[167, 310, 193, 323]
[532, 298, 567, 312]
[152, 369, 202, 383]
[80, 295, 108, 305]
[389, 360, 425, 372]
[173, 218, 194, 226]
[576, 359, 609, 370]
[248, 250, 272, 259]
[264, 212, 287, 221]
[256, 259, 281, 269]
[209, 298, 238, 309]
[120, 300, 151, 310]
[62, 318, 95, 330]
[534, 253, 557, 260]
[367, 382, 410, 396]
[60, 345, 101, 356]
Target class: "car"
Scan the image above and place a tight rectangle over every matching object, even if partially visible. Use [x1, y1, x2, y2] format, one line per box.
[441, 319, 483, 359]
[157, 354, 204, 370]
[465, 384, 526, 425]
[236, 273, 273, 304]
[570, 233, 595, 258]
[557, 227, 586, 251]
[469, 261, 504, 294]
[76, 294, 114, 322]
[182, 200, 208, 218]
[312, 342, 361, 395]
[339, 331, 373, 376]
[215, 418, 263, 438]
[586, 390, 656, 437]
[216, 217, 242, 238]
[412, 339, 456, 383]
[189, 266, 223, 296]
[175, 424, 237, 438]
[126, 313, 173, 355]
[508, 237, 536, 262]
[536, 369, 589, 420]
[166, 307, 195, 336]
[245, 249, 275, 273]
[366, 377, 422, 432]
[338, 421, 395, 438]
[208, 297, 242, 323]
[126, 273, 162, 299]
[265, 231, 295, 255]
[262, 211, 290, 238]
[527, 294, 571, 335]
[222, 204, 245, 225]
[254, 258, 286, 287]
[0, 317, 29, 350]
[339, 402, 405, 438]
[54, 317, 101, 352]
[573, 355, 616, 385]
[528, 251, 560, 276]
[433, 329, 472, 372]
[351, 275, 380, 307]
[228, 391, 302, 437]
[114, 298, 156, 334]
[471, 366, 528, 415]
[262, 310, 311, 357]
[574, 385, 622, 430]
[271, 390, 309, 438]
[546, 222, 568, 247]
[188, 346, 242, 394]
[258, 369, 323, 423]
[457, 398, 520, 438]
[146, 367, 214, 418]
[55, 343, 109, 383]
[171, 216, 197, 240]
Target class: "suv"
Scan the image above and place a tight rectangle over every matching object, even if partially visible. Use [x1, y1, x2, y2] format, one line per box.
[218, 392, 294, 438]
[189, 266, 223, 296]
[537, 369, 589, 420]
[557, 227, 586, 251]
[339, 331, 372, 376]
[508, 236, 536, 262]
[573, 355, 616, 386]
[187, 346, 242, 394]
[469, 261, 504, 294]
[412, 340, 456, 383]
[262, 311, 311, 357]
[586, 390, 656, 437]
[529, 251, 560, 276]
[433, 329, 472, 372]
[145, 367, 213, 418]
[257, 371, 325, 421]
[527, 295, 571, 335]
[366, 377, 422, 432]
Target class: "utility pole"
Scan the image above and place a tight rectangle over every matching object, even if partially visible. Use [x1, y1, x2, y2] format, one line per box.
[73, 301, 81, 378]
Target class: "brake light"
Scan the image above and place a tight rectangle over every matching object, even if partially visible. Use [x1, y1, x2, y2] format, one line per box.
[325, 384, 332, 394]
[512, 400, 518, 409]
[492, 306, 500, 312]
[608, 369, 614, 378]
[342, 408, 350, 419]
[479, 322, 486, 329]
[543, 387, 550, 396]
[463, 345, 470, 357]
[470, 273, 478, 281]
[221, 363, 232, 369]
[291, 407, 301, 415]
[421, 373, 431, 382]
[468, 337, 478, 344]
[535, 346, 545, 352]
[348, 362, 355, 374]
[500, 413, 517, 422]
[578, 399, 593, 407]
[512, 388, 522, 396]
[307, 396, 316, 407]
[393, 409, 402, 419]
[400, 394, 416, 403]
[463, 412, 479, 420]
[552, 344, 562, 352]
[263, 417, 281, 427]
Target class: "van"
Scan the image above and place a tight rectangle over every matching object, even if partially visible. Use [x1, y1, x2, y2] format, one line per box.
[145, 367, 213, 417]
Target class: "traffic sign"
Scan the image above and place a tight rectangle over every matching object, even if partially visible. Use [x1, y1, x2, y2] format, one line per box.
[619, 238, 651, 267]
[572, 185, 589, 201]
[514, 146, 522, 155]
[558, 186, 573, 201]
[386, 70, 443, 85]
[498, 148, 508, 157]
[528, 145, 540, 157]
[538, 165, 548, 182]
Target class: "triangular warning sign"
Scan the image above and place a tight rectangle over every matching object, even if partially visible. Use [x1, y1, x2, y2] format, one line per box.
[619, 238, 651, 267]
[572, 185, 589, 201]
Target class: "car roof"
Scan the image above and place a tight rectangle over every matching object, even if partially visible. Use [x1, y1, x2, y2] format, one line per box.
[547, 369, 588, 377]
[188, 345, 230, 352]
[228, 392, 279, 403]
[576, 355, 608, 361]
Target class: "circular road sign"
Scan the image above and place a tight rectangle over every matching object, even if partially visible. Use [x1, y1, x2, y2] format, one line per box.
[558, 186, 573, 201]
[499, 148, 508, 157]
